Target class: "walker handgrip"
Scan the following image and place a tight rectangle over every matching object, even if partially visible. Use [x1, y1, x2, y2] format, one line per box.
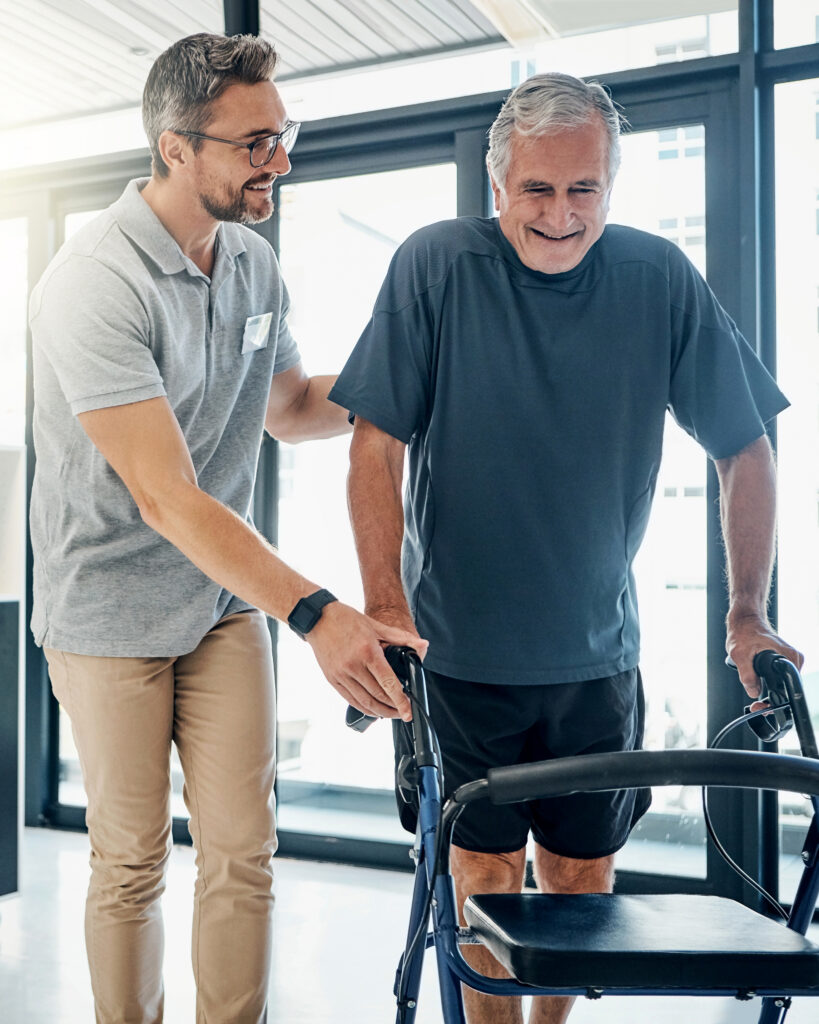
[481, 749, 819, 806]
[753, 649, 782, 680]
[344, 645, 421, 733]
[749, 653, 818, 759]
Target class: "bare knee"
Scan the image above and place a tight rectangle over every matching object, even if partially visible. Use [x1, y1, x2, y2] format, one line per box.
[533, 846, 615, 895]
[451, 846, 527, 926]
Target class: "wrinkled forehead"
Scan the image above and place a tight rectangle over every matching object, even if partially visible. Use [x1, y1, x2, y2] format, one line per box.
[506, 121, 611, 185]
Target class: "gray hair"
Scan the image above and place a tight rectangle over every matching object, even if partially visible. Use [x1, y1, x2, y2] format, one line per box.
[487, 72, 627, 189]
[143, 32, 278, 178]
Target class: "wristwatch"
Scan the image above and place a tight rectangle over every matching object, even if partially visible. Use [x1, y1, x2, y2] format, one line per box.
[287, 589, 338, 639]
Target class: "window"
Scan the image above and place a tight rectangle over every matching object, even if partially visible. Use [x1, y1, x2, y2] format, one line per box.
[775, 0, 819, 48]
[774, 78, 819, 897]
[274, 164, 457, 842]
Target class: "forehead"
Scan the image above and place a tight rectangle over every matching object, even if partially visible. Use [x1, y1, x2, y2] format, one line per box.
[204, 79, 286, 136]
[506, 119, 609, 184]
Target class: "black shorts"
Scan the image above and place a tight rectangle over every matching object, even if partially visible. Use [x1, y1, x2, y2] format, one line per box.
[394, 667, 651, 859]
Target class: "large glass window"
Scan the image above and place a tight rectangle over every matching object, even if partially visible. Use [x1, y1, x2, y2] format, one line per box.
[774, 78, 819, 898]
[275, 163, 457, 839]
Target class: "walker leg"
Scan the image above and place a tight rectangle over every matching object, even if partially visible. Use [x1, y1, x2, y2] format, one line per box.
[393, 856, 430, 1024]
[757, 995, 791, 1024]
[432, 875, 466, 1024]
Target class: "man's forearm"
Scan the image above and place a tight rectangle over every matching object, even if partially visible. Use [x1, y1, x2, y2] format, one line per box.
[715, 434, 803, 694]
[142, 477, 317, 620]
[715, 434, 776, 623]
[348, 424, 413, 625]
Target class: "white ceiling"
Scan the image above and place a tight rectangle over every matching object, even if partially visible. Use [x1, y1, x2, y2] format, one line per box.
[0, 1, 737, 131]
[0, 0, 502, 130]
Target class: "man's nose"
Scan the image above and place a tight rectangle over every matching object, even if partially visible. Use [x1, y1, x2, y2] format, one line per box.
[269, 146, 291, 176]
[544, 192, 574, 231]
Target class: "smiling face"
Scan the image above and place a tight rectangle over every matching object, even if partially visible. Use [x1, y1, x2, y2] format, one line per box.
[190, 79, 291, 225]
[491, 117, 612, 274]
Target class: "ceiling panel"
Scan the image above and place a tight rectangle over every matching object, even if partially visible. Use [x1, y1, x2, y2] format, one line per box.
[0, 0, 503, 131]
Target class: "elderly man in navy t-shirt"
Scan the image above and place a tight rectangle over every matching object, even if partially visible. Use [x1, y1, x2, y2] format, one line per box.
[329, 72, 802, 1024]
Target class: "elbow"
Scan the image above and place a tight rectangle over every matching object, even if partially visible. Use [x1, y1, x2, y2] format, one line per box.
[136, 491, 163, 534]
[133, 475, 198, 538]
[266, 418, 304, 445]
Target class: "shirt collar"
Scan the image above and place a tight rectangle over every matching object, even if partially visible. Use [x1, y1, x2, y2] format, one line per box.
[110, 178, 248, 277]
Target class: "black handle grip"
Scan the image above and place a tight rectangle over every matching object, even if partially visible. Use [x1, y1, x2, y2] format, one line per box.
[345, 704, 378, 733]
[344, 644, 421, 733]
[753, 649, 782, 679]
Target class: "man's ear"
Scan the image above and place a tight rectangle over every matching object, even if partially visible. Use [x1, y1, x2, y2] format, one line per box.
[157, 130, 189, 174]
[489, 171, 503, 213]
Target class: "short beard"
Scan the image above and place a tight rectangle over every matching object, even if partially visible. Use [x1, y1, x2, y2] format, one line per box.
[198, 186, 272, 226]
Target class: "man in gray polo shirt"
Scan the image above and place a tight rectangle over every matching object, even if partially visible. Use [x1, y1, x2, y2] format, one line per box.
[29, 33, 420, 1024]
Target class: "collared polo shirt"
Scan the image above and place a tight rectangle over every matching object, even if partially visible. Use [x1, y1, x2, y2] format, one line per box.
[29, 178, 300, 656]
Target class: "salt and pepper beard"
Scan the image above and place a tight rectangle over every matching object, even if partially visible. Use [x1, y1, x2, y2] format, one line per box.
[197, 176, 274, 225]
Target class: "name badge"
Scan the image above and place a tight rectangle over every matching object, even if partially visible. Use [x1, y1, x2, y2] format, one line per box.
[241, 312, 273, 354]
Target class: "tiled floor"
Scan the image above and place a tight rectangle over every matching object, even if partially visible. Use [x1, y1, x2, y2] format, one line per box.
[1, 827, 817, 1023]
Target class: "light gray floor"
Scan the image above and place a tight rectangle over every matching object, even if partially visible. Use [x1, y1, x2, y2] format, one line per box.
[1, 827, 817, 1023]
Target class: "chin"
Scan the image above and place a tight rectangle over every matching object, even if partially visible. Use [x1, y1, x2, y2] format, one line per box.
[239, 206, 274, 226]
[526, 253, 580, 275]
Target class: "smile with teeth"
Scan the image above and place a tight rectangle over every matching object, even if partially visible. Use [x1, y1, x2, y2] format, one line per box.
[530, 227, 578, 240]
[245, 180, 273, 191]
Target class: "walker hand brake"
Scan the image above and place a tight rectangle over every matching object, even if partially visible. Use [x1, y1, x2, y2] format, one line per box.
[726, 651, 793, 743]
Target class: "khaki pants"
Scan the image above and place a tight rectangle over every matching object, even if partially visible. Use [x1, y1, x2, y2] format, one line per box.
[45, 610, 277, 1024]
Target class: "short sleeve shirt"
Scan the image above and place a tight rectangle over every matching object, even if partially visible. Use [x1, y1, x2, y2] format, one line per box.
[329, 218, 789, 684]
[29, 178, 301, 656]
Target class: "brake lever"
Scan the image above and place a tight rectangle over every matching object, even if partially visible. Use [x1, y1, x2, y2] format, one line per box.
[725, 651, 794, 743]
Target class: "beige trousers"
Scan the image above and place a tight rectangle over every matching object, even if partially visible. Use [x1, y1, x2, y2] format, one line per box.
[45, 610, 277, 1024]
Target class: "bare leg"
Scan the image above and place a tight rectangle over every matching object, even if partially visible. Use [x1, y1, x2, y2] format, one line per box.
[527, 847, 616, 1024]
[451, 845, 527, 1024]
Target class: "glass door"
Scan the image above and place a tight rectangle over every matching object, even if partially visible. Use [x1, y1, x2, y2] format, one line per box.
[774, 76, 819, 900]
[275, 163, 457, 841]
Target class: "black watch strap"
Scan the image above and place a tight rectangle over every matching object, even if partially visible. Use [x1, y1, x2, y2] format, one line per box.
[287, 589, 338, 639]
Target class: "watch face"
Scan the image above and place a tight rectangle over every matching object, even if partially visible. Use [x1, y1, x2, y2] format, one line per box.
[288, 590, 336, 637]
[289, 600, 320, 637]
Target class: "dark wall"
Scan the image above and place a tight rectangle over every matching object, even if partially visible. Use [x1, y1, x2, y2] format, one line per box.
[0, 599, 19, 896]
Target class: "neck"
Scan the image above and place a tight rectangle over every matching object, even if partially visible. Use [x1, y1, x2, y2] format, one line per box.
[140, 174, 219, 276]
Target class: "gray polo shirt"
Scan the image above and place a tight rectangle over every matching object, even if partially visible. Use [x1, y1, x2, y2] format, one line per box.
[29, 178, 300, 656]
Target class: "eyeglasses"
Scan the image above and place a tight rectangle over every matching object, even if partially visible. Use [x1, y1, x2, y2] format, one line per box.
[174, 121, 301, 167]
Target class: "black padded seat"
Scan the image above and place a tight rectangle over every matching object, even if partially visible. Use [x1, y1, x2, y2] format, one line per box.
[464, 893, 819, 992]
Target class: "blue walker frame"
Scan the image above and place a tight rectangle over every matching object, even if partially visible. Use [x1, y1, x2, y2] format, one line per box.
[365, 647, 819, 1024]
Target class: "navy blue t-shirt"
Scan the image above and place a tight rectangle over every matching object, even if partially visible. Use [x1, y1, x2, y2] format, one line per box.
[329, 218, 788, 684]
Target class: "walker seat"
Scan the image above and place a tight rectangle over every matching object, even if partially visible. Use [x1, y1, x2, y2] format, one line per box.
[464, 892, 819, 992]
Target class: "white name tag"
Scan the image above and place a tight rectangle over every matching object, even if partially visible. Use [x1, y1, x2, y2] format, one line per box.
[241, 312, 273, 354]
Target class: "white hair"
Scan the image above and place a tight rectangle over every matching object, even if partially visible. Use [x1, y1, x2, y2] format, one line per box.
[487, 72, 627, 188]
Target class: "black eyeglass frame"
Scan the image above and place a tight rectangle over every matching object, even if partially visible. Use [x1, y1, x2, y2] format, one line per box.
[174, 121, 301, 167]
